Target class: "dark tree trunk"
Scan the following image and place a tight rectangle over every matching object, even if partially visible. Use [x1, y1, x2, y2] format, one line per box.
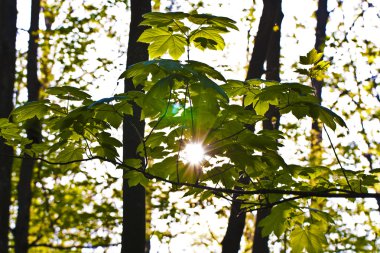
[314, 0, 328, 52]
[0, 0, 17, 252]
[252, 1, 283, 253]
[221, 178, 249, 253]
[310, 0, 328, 166]
[122, 1, 151, 252]
[14, 0, 42, 252]
[222, 1, 283, 252]
[247, 1, 281, 80]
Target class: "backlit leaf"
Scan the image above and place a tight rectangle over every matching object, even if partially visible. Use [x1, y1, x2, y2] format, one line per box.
[188, 14, 238, 30]
[12, 101, 49, 122]
[190, 27, 225, 50]
[138, 28, 187, 59]
[300, 48, 323, 65]
[290, 225, 327, 253]
[140, 12, 189, 27]
[259, 203, 292, 237]
[47, 86, 91, 100]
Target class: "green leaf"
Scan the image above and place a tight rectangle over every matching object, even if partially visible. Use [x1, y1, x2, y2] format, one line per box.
[88, 95, 128, 108]
[140, 12, 189, 27]
[0, 118, 9, 127]
[1, 127, 22, 140]
[243, 93, 255, 107]
[125, 170, 148, 187]
[188, 13, 238, 30]
[197, 74, 229, 102]
[290, 225, 327, 253]
[310, 209, 335, 225]
[12, 101, 49, 122]
[295, 68, 310, 76]
[190, 27, 225, 50]
[223, 104, 264, 125]
[114, 100, 133, 116]
[222, 79, 246, 97]
[281, 82, 315, 95]
[145, 132, 166, 149]
[185, 61, 225, 81]
[199, 191, 213, 201]
[97, 132, 122, 148]
[310, 60, 330, 80]
[138, 28, 187, 59]
[188, 81, 221, 138]
[254, 100, 270, 115]
[148, 155, 178, 179]
[316, 106, 347, 130]
[156, 59, 184, 73]
[300, 49, 323, 65]
[143, 76, 173, 117]
[145, 76, 173, 100]
[124, 159, 142, 169]
[31, 143, 50, 154]
[259, 203, 292, 237]
[47, 86, 91, 100]
[56, 146, 84, 163]
[119, 62, 152, 81]
[93, 104, 123, 128]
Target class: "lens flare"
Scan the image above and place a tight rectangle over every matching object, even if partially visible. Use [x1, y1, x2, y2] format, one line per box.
[182, 142, 205, 165]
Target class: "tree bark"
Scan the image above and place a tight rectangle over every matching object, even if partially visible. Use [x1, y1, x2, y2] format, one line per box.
[252, 1, 283, 252]
[0, 0, 17, 252]
[14, 0, 42, 252]
[122, 1, 151, 252]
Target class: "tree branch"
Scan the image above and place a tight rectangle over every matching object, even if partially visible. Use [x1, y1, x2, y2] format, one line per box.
[25, 242, 121, 250]
[4, 154, 380, 202]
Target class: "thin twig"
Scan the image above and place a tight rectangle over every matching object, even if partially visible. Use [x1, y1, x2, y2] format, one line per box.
[323, 125, 353, 191]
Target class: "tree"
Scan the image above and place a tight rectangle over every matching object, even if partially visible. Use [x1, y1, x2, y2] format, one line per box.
[122, 0, 151, 252]
[310, 0, 328, 166]
[10, 0, 130, 250]
[252, 0, 283, 251]
[14, 0, 42, 252]
[0, 0, 17, 252]
[314, 1, 380, 249]
[222, 1, 283, 252]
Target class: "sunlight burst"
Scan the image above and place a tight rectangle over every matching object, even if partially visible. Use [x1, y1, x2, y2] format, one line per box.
[182, 142, 205, 166]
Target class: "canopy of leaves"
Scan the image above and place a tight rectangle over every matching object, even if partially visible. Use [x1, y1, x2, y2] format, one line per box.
[2, 10, 379, 252]
[138, 12, 238, 59]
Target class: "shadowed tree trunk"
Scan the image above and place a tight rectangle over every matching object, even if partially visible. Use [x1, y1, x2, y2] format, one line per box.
[222, 1, 282, 252]
[122, 1, 151, 252]
[0, 0, 17, 252]
[221, 176, 249, 253]
[251, 0, 283, 252]
[145, 183, 153, 253]
[308, 0, 329, 219]
[14, 0, 42, 252]
[310, 0, 328, 166]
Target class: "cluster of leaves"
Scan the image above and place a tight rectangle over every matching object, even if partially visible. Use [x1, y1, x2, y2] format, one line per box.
[1, 12, 377, 252]
[138, 12, 238, 59]
[296, 48, 330, 81]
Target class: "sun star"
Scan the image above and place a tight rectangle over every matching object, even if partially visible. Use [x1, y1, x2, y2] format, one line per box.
[182, 142, 205, 166]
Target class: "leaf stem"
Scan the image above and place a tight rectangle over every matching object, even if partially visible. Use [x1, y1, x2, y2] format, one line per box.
[323, 125, 353, 191]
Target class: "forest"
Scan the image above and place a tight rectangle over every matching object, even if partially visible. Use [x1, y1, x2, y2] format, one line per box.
[0, 0, 379, 252]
